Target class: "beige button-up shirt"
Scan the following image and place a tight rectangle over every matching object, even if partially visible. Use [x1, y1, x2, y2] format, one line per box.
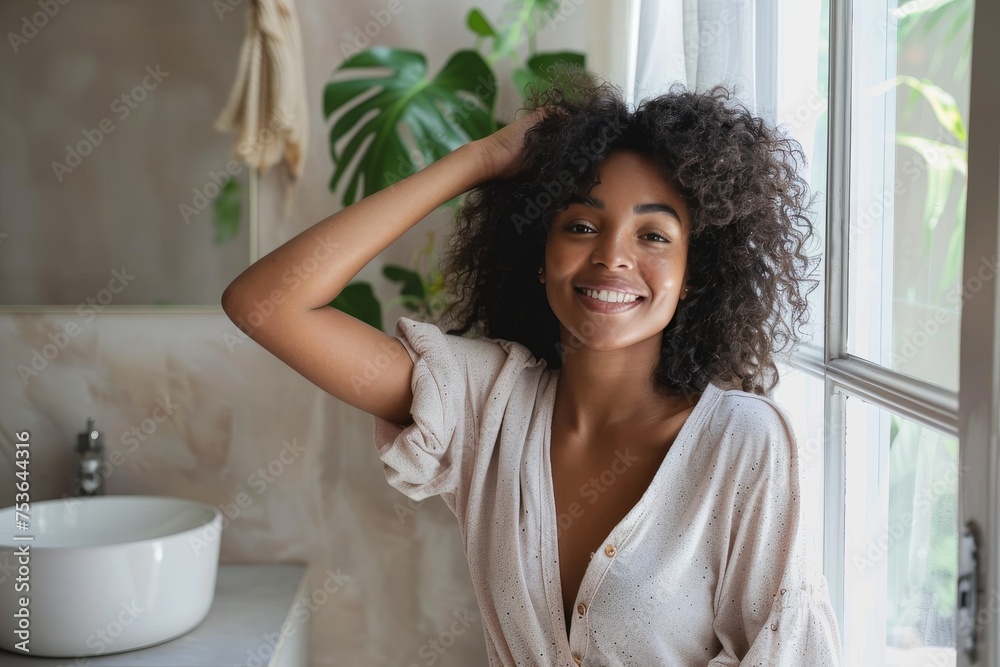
[373, 317, 843, 666]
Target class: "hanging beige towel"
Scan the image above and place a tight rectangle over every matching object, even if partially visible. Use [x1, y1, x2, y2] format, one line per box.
[216, 0, 309, 218]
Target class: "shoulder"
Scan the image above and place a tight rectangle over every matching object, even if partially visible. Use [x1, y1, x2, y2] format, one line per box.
[712, 386, 795, 439]
[395, 316, 524, 356]
[702, 383, 799, 467]
[393, 316, 549, 383]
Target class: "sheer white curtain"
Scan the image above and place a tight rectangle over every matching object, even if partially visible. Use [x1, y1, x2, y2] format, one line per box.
[629, 0, 775, 126]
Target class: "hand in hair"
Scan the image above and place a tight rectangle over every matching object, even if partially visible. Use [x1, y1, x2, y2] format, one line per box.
[471, 106, 559, 182]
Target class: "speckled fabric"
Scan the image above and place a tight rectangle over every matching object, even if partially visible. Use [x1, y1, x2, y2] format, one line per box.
[373, 317, 843, 666]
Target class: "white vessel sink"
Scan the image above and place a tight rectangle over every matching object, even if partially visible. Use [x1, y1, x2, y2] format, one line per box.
[0, 495, 222, 658]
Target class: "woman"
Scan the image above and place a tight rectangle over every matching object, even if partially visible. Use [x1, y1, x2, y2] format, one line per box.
[222, 74, 843, 666]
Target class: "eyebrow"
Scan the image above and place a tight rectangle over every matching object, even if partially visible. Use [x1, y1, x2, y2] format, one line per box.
[565, 194, 683, 226]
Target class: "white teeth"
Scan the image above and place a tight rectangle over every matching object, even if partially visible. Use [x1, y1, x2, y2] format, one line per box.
[583, 288, 639, 303]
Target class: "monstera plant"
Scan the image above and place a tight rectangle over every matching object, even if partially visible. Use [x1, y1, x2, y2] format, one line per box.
[323, 0, 587, 331]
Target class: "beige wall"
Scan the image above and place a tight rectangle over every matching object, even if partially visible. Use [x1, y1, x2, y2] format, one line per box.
[0, 0, 252, 306]
[0, 1, 588, 664]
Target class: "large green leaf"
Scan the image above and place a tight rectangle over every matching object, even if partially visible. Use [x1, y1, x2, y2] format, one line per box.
[323, 48, 497, 207]
[936, 187, 965, 301]
[896, 134, 966, 256]
[895, 75, 966, 144]
[513, 51, 586, 99]
[329, 282, 382, 332]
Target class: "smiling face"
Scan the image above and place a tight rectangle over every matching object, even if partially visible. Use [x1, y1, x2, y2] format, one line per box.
[542, 149, 691, 353]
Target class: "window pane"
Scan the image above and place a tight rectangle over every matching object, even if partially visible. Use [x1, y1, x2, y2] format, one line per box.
[843, 396, 958, 665]
[847, 0, 972, 390]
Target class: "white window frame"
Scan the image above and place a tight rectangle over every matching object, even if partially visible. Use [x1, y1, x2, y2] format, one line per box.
[789, 0, 1000, 664]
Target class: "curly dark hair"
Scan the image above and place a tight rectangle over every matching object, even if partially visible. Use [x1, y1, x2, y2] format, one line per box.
[435, 68, 820, 397]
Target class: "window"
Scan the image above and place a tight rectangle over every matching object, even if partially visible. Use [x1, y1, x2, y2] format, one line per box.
[619, 0, 1000, 664]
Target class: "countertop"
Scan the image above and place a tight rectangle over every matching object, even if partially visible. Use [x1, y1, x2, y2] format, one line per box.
[0, 562, 310, 666]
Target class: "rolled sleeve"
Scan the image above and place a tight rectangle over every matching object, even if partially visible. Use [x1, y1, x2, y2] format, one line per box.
[709, 400, 843, 666]
[736, 577, 842, 666]
[372, 316, 515, 511]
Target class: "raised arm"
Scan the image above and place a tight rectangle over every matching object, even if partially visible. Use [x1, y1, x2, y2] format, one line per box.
[221, 108, 549, 427]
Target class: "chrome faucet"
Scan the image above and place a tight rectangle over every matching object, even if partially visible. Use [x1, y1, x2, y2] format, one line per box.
[74, 417, 105, 496]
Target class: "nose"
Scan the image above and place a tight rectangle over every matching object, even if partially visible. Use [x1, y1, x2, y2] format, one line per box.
[590, 228, 634, 269]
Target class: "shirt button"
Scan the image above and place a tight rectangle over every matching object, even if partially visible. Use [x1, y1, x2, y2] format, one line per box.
[604, 544, 616, 557]
[573, 654, 582, 665]
[577, 602, 587, 615]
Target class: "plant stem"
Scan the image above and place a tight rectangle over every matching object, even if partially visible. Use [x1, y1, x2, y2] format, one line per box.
[487, 0, 538, 66]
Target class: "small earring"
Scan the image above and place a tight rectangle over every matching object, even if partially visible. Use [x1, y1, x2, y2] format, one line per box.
[537, 267, 544, 283]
